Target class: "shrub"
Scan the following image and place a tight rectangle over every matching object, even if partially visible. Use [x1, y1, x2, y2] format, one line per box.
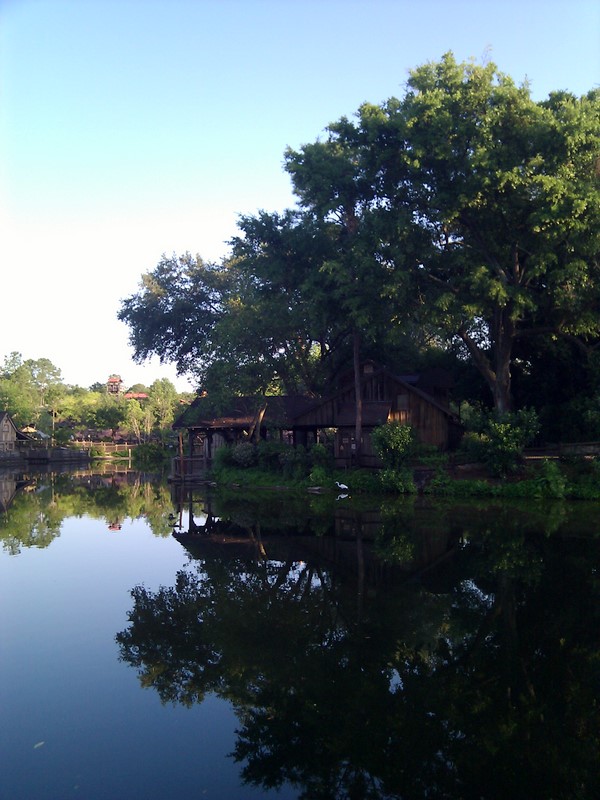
[371, 422, 417, 470]
[339, 469, 379, 493]
[308, 466, 330, 485]
[378, 468, 417, 494]
[531, 459, 567, 498]
[212, 445, 235, 470]
[278, 445, 309, 479]
[132, 443, 169, 469]
[256, 440, 289, 471]
[231, 442, 257, 468]
[423, 471, 496, 497]
[309, 442, 333, 471]
[563, 456, 600, 500]
[460, 408, 539, 477]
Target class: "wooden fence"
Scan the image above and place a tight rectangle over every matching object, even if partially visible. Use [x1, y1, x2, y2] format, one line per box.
[524, 441, 600, 459]
[71, 442, 134, 458]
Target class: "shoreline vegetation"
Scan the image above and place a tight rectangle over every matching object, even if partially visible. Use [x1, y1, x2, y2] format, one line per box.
[208, 463, 600, 501]
[206, 446, 600, 502]
[196, 417, 600, 501]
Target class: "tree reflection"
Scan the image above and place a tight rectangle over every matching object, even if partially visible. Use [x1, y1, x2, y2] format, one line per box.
[117, 499, 600, 799]
[0, 470, 174, 552]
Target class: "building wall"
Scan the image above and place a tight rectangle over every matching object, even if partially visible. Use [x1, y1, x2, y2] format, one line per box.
[0, 416, 16, 452]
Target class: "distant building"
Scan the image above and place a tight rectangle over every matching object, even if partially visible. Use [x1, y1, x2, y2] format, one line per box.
[0, 411, 19, 455]
[107, 375, 123, 395]
[0, 411, 31, 458]
[123, 392, 149, 401]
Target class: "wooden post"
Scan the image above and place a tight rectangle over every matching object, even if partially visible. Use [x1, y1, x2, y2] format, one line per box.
[178, 432, 184, 478]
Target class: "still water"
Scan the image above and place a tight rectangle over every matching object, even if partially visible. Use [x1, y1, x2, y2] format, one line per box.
[1, 468, 598, 799]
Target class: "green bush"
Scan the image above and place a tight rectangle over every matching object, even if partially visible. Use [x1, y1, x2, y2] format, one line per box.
[308, 466, 330, 485]
[415, 448, 449, 468]
[371, 422, 417, 470]
[460, 408, 539, 477]
[531, 459, 567, 498]
[212, 445, 235, 470]
[310, 442, 333, 468]
[563, 456, 600, 499]
[423, 471, 496, 497]
[256, 440, 289, 471]
[334, 469, 379, 493]
[132, 443, 169, 469]
[278, 445, 309, 479]
[231, 442, 257, 468]
[378, 468, 417, 494]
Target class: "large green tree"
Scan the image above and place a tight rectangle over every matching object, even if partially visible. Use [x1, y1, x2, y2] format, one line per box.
[118, 54, 600, 420]
[0, 352, 64, 426]
[226, 210, 352, 396]
[368, 53, 600, 412]
[118, 216, 354, 401]
[118, 253, 225, 381]
[284, 124, 414, 454]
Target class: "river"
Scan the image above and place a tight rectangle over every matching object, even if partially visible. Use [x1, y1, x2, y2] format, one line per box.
[1, 468, 598, 799]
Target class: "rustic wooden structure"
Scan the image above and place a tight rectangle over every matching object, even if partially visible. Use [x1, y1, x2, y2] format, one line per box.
[171, 363, 461, 478]
[0, 412, 30, 459]
[292, 363, 461, 467]
[106, 374, 123, 395]
[171, 395, 315, 479]
[0, 475, 18, 511]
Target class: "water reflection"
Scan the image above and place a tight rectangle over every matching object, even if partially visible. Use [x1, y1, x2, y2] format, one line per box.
[2, 471, 598, 798]
[117, 486, 600, 799]
[0, 467, 175, 554]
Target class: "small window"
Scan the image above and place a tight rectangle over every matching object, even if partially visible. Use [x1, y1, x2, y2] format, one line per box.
[397, 394, 409, 411]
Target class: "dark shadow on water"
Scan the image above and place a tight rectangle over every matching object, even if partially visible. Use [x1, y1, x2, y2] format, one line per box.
[2, 469, 598, 798]
[118, 482, 600, 799]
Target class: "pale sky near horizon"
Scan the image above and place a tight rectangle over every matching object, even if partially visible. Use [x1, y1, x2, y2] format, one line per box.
[1, 0, 598, 392]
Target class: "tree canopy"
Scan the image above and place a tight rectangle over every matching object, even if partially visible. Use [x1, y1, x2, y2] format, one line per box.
[0, 351, 189, 442]
[118, 52, 600, 426]
[372, 54, 600, 412]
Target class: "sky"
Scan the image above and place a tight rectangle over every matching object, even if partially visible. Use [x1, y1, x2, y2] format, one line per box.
[1, 0, 598, 393]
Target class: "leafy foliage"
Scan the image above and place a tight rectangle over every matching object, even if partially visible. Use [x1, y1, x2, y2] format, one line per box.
[231, 441, 257, 468]
[106, 54, 600, 436]
[371, 422, 417, 469]
[378, 467, 417, 493]
[460, 407, 540, 476]
[117, 253, 224, 380]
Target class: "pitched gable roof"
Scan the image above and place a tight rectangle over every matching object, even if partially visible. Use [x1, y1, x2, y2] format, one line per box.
[292, 365, 458, 427]
[173, 394, 315, 431]
[0, 411, 30, 440]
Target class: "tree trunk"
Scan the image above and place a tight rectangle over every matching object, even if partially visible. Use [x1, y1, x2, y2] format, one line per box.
[353, 329, 362, 465]
[459, 307, 514, 415]
[492, 308, 515, 415]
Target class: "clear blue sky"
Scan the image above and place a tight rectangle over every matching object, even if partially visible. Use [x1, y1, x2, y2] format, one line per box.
[1, 0, 598, 391]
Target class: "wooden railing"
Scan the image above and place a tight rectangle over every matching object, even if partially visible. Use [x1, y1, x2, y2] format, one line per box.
[524, 441, 600, 458]
[71, 442, 135, 456]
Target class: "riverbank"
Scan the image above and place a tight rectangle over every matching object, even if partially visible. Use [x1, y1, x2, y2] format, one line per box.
[206, 455, 600, 501]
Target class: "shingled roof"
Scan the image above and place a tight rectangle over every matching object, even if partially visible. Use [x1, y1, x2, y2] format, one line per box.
[172, 394, 315, 431]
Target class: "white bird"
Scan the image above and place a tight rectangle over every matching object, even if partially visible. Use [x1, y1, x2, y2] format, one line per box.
[335, 481, 349, 491]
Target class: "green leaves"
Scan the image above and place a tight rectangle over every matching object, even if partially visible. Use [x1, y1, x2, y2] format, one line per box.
[117, 53, 599, 416]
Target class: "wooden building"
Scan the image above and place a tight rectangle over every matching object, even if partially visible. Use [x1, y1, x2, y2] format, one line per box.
[0, 411, 29, 458]
[292, 363, 461, 467]
[107, 375, 123, 395]
[171, 363, 461, 477]
[171, 395, 315, 479]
